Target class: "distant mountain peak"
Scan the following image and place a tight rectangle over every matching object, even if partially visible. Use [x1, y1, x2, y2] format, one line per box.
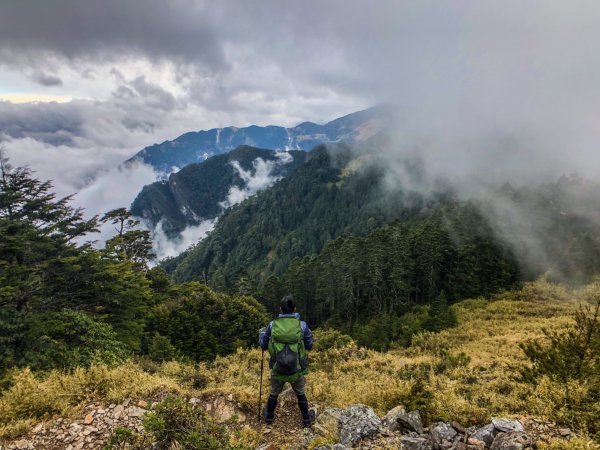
[127, 105, 390, 173]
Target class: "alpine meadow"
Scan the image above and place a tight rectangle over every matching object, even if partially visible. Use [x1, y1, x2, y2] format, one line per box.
[1, 2, 600, 450]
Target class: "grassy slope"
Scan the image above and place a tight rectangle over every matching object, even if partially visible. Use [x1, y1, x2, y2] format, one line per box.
[1, 281, 597, 448]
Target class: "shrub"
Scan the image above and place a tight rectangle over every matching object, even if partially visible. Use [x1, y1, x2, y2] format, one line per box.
[312, 328, 355, 351]
[143, 396, 241, 449]
[23, 310, 129, 370]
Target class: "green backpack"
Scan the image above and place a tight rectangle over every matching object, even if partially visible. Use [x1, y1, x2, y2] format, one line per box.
[268, 317, 309, 382]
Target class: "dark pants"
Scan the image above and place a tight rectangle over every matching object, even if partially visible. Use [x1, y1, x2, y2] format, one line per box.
[269, 374, 306, 396]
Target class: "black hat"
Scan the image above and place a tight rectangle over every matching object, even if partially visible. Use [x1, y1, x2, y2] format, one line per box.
[280, 295, 295, 314]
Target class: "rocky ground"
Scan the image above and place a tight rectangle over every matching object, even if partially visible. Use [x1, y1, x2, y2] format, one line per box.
[1, 389, 586, 450]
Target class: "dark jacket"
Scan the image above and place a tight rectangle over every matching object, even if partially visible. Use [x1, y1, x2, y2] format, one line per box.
[258, 312, 314, 351]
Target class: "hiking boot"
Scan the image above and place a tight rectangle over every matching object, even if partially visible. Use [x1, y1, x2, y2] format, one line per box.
[302, 409, 316, 428]
[297, 393, 315, 428]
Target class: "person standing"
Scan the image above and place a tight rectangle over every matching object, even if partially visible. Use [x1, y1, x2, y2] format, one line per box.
[259, 295, 315, 427]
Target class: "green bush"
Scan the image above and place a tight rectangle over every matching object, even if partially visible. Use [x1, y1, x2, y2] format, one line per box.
[144, 396, 241, 449]
[23, 310, 129, 370]
[312, 328, 355, 351]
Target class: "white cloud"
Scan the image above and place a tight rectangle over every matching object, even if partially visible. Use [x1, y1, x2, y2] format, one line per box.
[149, 218, 217, 261]
[220, 153, 291, 209]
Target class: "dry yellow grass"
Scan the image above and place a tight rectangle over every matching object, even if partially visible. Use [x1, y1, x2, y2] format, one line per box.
[0, 280, 597, 446]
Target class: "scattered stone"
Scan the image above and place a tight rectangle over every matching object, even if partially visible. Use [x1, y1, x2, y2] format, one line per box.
[492, 418, 524, 433]
[400, 435, 433, 450]
[338, 404, 382, 447]
[314, 445, 348, 450]
[490, 431, 531, 450]
[256, 444, 278, 450]
[128, 406, 146, 418]
[468, 437, 487, 450]
[137, 400, 148, 408]
[14, 440, 29, 450]
[451, 420, 467, 434]
[471, 423, 497, 447]
[384, 406, 424, 434]
[83, 414, 93, 425]
[429, 422, 458, 445]
[559, 428, 571, 436]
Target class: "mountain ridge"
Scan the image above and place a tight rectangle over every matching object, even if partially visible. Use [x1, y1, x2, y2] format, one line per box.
[127, 104, 391, 172]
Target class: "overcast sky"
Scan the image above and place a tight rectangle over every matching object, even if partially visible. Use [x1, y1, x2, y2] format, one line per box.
[1, 0, 600, 216]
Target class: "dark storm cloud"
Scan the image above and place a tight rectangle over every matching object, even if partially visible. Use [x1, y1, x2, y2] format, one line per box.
[0, 101, 82, 145]
[0, 0, 226, 70]
[31, 70, 63, 86]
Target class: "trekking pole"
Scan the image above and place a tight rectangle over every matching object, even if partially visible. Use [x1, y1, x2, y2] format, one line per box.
[258, 348, 265, 422]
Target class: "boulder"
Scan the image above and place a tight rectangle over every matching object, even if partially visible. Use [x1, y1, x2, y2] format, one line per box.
[338, 404, 382, 447]
[213, 397, 236, 423]
[383, 406, 424, 433]
[313, 408, 344, 439]
[471, 423, 496, 447]
[400, 436, 434, 450]
[490, 432, 531, 450]
[429, 422, 458, 446]
[491, 418, 524, 433]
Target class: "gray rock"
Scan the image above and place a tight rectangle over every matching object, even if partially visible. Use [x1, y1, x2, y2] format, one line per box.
[471, 423, 496, 447]
[338, 404, 382, 447]
[313, 407, 344, 438]
[490, 431, 530, 450]
[400, 436, 434, 450]
[491, 418, 524, 433]
[429, 422, 458, 445]
[383, 406, 424, 434]
[313, 445, 347, 450]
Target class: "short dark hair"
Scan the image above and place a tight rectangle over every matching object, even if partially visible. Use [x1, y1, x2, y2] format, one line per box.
[280, 295, 295, 314]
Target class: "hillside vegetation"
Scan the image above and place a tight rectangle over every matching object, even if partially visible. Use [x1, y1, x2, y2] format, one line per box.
[1, 281, 598, 448]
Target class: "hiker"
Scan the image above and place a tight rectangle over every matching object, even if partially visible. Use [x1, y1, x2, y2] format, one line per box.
[259, 295, 315, 427]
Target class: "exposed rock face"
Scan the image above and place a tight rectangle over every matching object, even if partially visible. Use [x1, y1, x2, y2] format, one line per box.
[313, 408, 344, 439]
[309, 409, 553, 450]
[383, 406, 424, 434]
[338, 404, 382, 447]
[491, 418, 525, 433]
[312, 404, 381, 447]
[430, 421, 458, 446]
[490, 432, 530, 450]
[471, 423, 497, 447]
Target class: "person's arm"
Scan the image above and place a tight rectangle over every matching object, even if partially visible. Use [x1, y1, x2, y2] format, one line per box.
[259, 322, 272, 350]
[302, 321, 314, 351]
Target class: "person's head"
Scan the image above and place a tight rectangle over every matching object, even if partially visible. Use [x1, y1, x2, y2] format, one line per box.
[280, 295, 295, 314]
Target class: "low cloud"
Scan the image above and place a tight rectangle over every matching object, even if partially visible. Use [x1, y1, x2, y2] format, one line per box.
[220, 152, 292, 209]
[149, 218, 217, 261]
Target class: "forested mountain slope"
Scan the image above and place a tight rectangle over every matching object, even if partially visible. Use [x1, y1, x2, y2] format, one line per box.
[130, 146, 307, 237]
[164, 143, 600, 314]
[164, 144, 433, 289]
